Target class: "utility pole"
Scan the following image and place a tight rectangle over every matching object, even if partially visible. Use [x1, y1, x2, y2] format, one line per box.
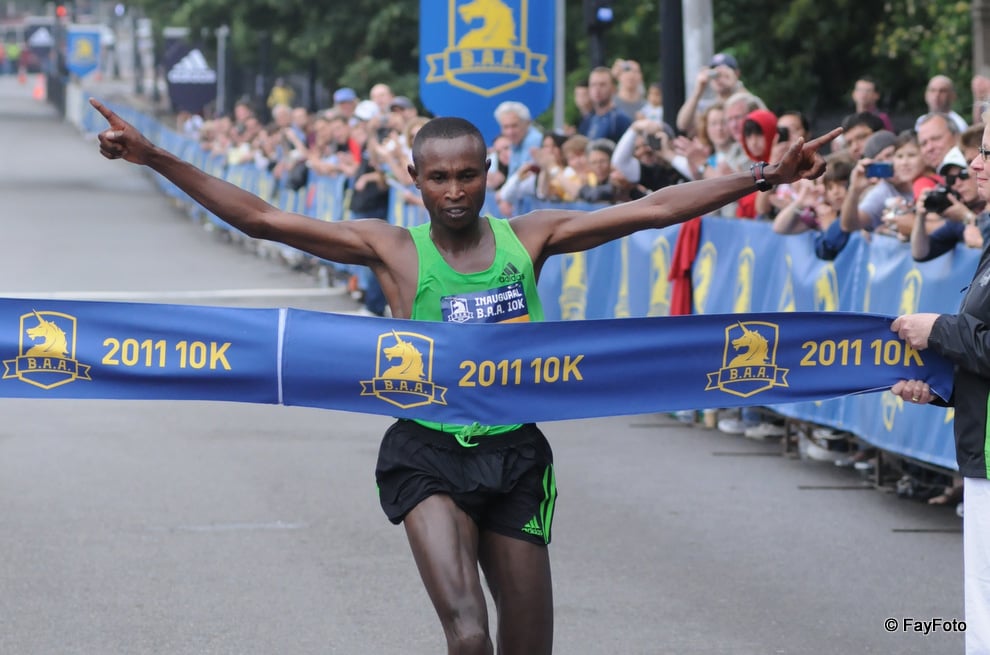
[554, 0, 565, 132]
[659, 0, 684, 129]
[215, 24, 229, 117]
[584, 0, 612, 69]
[681, 0, 713, 91]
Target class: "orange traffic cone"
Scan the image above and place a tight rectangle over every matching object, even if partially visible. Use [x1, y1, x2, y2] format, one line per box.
[32, 74, 46, 101]
[17, 67, 26, 84]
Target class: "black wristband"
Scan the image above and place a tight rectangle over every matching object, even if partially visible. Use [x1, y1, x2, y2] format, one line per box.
[750, 161, 772, 192]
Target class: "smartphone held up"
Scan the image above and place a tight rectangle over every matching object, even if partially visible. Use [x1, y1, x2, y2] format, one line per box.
[865, 162, 894, 179]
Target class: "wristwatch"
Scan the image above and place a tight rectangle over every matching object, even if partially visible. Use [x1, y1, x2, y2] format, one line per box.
[750, 161, 772, 192]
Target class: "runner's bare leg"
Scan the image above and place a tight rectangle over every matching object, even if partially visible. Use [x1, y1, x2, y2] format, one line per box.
[479, 530, 553, 655]
[404, 494, 493, 655]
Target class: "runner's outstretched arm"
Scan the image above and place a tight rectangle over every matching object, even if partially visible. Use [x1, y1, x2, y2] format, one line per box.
[90, 98, 401, 266]
[516, 128, 842, 258]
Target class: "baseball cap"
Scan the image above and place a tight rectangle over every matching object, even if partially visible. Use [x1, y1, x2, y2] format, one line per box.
[353, 99, 379, 122]
[938, 146, 969, 175]
[333, 87, 357, 104]
[709, 52, 739, 71]
[390, 95, 414, 111]
[863, 130, 897, 160]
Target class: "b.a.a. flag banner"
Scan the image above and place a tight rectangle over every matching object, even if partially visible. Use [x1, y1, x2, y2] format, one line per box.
[66, 26, 101, 79]
[420, 0, 554, 144]
[0, 298, 953, 424]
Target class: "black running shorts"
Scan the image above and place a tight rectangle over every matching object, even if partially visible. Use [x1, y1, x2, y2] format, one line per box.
[375, 419, 557, 545]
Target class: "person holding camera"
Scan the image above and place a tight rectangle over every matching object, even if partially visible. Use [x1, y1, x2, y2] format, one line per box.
[576, 138, 619, 204]
[675, 52, 748, 138]
[912, 146, 989, 261]
[611, 119, 689, 200]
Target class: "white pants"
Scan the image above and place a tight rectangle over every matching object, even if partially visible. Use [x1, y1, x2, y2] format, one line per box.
[965, 477, 990, 654]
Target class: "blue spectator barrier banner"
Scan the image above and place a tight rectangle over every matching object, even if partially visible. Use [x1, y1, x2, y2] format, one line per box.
[0, 296, 953, 427]
[535, 222, 682, 321]
[66, 27, 101, 79]
[420, 0, 553, 144]
[536, 217, 976, 469]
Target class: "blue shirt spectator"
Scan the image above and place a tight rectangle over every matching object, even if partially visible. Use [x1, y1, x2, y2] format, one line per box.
[492, 100, 544, 178]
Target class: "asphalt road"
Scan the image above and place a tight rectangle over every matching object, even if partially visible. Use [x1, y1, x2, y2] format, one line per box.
[0, 76, 967, 654]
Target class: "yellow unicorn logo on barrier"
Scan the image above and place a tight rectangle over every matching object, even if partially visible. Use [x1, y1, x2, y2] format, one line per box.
[693, 242, 716, 314]
[706, 320, 789, 398]
[900, 269, 922, 315]
[3, 310, 92, 390]
[733, 248, 754, 313]
[882, 392, 903, 431]
[815, 264, 839, 312]
[648, 236, 671, 316]
[360, 331, 447, 410]
[559, 252, 587, 320]
[778, 255, 795, 312]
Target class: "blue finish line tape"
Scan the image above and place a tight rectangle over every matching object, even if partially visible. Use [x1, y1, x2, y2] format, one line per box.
[0, 298, 953, 424]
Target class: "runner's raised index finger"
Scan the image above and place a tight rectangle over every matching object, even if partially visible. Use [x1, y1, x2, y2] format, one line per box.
[804, 127, 843, 151]
[88, 97, 116, 123]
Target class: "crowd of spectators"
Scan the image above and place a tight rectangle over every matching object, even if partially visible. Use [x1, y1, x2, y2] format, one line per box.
[170, 60, 990, 505]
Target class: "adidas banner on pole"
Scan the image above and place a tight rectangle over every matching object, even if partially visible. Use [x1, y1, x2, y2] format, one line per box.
[0, 298, 953, 426]
[162, 27, 217, 114]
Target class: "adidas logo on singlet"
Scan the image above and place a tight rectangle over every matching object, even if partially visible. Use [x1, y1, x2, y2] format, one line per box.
[499, 262, 525, 284]
[521, 515, 544, 538]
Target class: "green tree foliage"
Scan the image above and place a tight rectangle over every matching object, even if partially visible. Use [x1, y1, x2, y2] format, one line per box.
[709, 0, 973, 127]
[130, 0, 975, 126]
[129, 0, 421, 100]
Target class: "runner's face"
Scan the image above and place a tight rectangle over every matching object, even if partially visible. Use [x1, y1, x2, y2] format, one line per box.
[412, 135, 489, 229]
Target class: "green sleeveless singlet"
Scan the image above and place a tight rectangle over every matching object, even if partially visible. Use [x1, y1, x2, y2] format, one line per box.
[409, 216, 544, 440]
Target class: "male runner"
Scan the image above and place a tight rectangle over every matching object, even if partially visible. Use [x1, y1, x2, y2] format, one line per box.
[91, 97, 839, 654]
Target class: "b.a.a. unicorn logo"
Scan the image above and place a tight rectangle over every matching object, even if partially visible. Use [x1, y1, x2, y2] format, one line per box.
[648, 236, 671, 316]
[425, 0, 548, 97]
[2, 310, 92, 390]
[360, 330, 448, 410]
[900, 269, 923, 315]
[559, 252, 586, 320]
[882, 391, 903, 432]
[71, 34, 96, 62]
[778, 255, 795, 312]
[706, 321, 789, 398]
[693, 242, 717, 314]
[815, 264, 839, 311]
[733, 247, 755, 313]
